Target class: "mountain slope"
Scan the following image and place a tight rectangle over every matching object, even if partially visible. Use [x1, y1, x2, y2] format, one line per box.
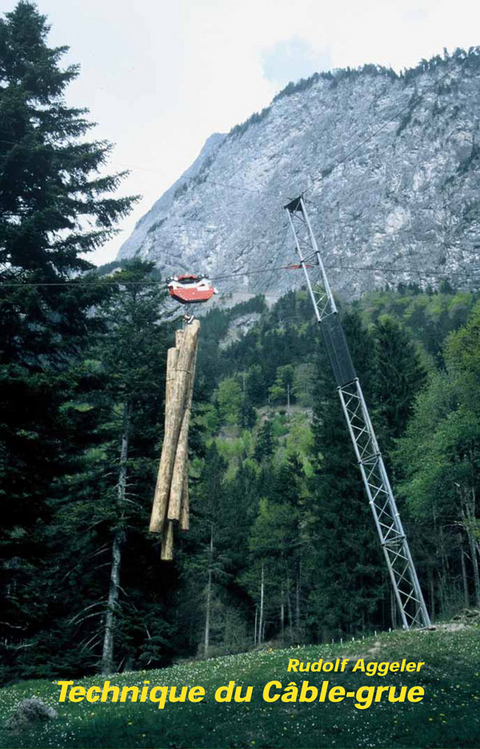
[118, 50, 480, 297]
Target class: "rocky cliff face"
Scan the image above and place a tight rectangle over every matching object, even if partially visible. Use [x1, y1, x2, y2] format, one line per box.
[118, 50, 480, 298]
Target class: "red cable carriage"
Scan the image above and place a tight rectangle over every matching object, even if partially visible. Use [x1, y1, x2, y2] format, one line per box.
[166, 274, 217, 304]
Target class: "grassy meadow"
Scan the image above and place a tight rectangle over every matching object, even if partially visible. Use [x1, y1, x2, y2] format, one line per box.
[0, 624, 479, 748]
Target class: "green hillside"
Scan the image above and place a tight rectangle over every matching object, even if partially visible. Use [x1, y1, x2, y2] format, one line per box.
[1, 624, 479, 748]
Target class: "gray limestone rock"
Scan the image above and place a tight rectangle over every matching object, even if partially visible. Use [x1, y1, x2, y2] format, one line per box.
[119, 52, 480, 298]
[5, 697, 57, 732]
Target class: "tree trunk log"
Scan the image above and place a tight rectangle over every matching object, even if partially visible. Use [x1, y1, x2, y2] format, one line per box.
[161, 521, 174, 561]
[150, 320, 200, 533]
[168, 342, 198, 521]
[179, 467, 190, 531]
[204, 526, 214, 657]
[101, 401, 130, 674]
[467, 526, 480, 607]
[259, 561, 264, 645]
[459, 537, 469, 608]
[150, 346, 178, 533]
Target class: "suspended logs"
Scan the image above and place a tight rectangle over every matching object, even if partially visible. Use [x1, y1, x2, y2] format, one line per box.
[149, 319, 200, 559]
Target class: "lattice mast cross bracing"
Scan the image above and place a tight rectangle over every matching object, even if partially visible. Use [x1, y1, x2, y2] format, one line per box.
[285, 196, 431, 630]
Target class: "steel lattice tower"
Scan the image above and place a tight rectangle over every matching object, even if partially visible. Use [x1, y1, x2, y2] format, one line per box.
[285, 196, 431, 629]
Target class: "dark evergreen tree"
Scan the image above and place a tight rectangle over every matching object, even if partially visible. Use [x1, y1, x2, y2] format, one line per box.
[373, 317, 426, 453]
[2, 261, 171, 680]
[306, 313, 387, 639]
[87, 260, 170, 674]
[246, 364, 267, 406]
[271, 455, 306, 639]
[0, 1, 136, 678]
[238, 398, 257, 430]
[177, 444, 231, 656]
[254, 418, 275, 462]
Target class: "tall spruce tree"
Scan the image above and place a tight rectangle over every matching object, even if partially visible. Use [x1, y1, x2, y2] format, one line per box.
[7, 261, 172, 680]
[254, 419, 275, 462]
[373, 317, 426, 454]
[93, 260, 169, 674]
[307, 313, 387, 638]
[178, 444, 230, 657]
[0, 1, 136, 676]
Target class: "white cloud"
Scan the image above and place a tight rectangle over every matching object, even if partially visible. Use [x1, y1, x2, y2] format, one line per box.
[262, 37, 332, 89]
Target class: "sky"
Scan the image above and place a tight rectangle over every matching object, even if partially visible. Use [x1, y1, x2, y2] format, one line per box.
[2, 0, 479, 265]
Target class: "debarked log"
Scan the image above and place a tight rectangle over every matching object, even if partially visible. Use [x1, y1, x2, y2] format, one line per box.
[168, 339, 198, 521]
[149, 320, 200, 534]
[161, 521, 174, 561]
[179, 468, 189, 531]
